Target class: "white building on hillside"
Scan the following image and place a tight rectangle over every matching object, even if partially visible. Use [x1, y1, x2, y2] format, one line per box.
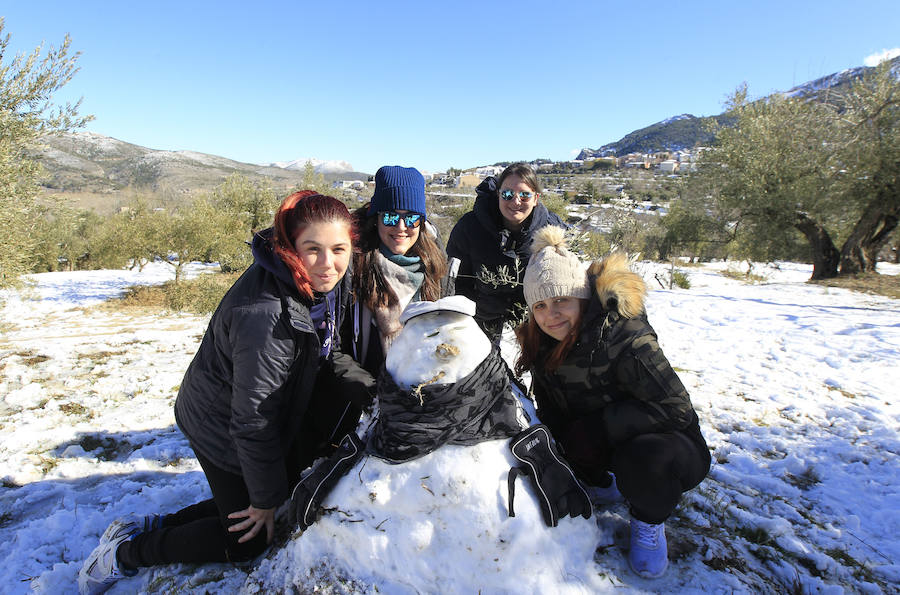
[475, 166, 503, 177]
[658, 160, 679, 173]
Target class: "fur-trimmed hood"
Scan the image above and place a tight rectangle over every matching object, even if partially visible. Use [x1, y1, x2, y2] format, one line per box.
[587, 253, 646, 319]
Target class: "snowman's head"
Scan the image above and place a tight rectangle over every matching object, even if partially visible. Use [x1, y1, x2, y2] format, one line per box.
[385, 296, 491, 390]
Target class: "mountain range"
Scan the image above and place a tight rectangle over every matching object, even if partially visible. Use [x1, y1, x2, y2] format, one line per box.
[265, 157, 355, 174]
[37, 132, 367, 200]
[577, 56, 900, 160]
[36, 57, 897, 205]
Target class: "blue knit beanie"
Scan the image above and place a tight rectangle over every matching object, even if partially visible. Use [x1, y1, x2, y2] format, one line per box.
[367, 166, 427, 218]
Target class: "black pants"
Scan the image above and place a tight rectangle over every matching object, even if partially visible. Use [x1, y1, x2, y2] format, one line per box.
[119, 452, 272, 566]
[564, 426, 711, 525]
[119, 367, 362, 568]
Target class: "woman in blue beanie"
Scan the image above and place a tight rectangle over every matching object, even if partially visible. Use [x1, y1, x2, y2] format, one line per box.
[345, 165, 448, 375]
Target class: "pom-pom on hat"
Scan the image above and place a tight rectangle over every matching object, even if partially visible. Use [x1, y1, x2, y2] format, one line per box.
[367, 165, 427, 218]
[523, 226, 591, 308]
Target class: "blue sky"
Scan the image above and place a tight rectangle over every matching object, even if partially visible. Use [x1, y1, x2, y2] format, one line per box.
[3, 1, 899, 175]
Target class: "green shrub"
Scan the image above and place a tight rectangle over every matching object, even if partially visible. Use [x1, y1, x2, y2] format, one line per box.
[540, 192, 569, 222]
[672, 270, 691, 289]
[569, 231, 610, 261]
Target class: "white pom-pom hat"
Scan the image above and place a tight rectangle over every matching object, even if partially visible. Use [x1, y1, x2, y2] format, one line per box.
[523, 226, 590, 308]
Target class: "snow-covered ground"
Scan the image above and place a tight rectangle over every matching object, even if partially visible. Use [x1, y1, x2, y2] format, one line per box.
[1, 260, 898, 594]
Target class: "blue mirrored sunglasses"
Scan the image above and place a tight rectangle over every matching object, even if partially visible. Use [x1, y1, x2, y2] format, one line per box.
[380, 211, 423, 228]
[499, 189, 535, 201]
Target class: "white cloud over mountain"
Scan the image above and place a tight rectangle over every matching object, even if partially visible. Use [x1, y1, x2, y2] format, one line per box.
[864, 47, 900, 67]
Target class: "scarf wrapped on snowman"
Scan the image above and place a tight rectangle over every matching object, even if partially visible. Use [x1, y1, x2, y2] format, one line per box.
[371, 296, 524, 463]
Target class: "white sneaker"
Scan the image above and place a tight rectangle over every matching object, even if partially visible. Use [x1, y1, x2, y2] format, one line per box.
[78, 518, 142, 595]
[629, 518, 668, 579]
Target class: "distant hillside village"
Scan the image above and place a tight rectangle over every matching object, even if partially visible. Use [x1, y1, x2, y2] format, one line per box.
[333, 148, 706, 192]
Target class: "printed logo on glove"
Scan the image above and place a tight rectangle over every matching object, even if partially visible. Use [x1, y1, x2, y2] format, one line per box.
[507, 425, 592, 527]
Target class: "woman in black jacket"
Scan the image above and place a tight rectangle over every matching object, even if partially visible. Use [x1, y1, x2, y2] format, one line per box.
[79, 191, 375, 595]
[446, 163, 564, 342]
[515, 226, 710, 580]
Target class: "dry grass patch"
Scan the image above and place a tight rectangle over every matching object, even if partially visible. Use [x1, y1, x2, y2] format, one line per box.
[105, 284, 167, 310]
[13, 351, 51, 366]
[811, 271, 900, 299]
[77, 350, 126, 365]
[826, 385, 860, 399]
[59, 401, 94, 418]
[102, 272, 241, 314]
[720, 268, 768, 284]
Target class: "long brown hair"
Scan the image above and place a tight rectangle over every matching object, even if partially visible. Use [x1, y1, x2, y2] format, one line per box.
[514, 301, 586, 376]
[272, 190, 357, 300]
[351, 203, 447, 310]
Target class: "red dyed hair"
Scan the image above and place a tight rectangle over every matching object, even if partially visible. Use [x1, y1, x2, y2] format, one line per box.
[272, 190, 357, 300]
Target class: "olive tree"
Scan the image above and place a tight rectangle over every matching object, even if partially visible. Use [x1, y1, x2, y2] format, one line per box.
[151, 198, 246, 282]
[700, 59, 900, 279]
[0, 19, 90, 285]
[835, 61, 900, 273]
[209, 174, 279, 272]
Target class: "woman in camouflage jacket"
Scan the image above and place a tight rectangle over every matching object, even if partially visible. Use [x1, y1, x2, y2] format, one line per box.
[515, 226, 710, 579]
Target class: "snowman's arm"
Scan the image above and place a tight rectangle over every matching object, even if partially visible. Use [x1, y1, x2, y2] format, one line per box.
[331, 349, 377, 410]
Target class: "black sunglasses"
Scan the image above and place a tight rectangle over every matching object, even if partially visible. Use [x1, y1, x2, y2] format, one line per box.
[380, 211, 423, 228]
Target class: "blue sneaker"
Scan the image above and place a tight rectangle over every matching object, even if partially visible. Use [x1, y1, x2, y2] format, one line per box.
[591, 473, 625, 504]
[629, 518, 668, 579]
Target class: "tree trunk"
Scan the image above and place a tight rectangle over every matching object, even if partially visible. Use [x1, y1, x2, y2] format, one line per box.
[793, 211, 840, 279]
[839, 191, 900, 274]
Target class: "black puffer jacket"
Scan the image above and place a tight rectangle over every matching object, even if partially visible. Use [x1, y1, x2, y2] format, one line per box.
[446, 176, 564, 337]
[530, 255, 706, 455]
[174, 228, 374, 509]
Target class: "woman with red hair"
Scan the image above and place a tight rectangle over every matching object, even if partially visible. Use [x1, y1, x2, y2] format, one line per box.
[79, 191, 375, 594]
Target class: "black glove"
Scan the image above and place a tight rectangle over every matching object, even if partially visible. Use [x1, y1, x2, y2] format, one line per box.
[289, 432, 365, 530]
[507, 424, 592, 527]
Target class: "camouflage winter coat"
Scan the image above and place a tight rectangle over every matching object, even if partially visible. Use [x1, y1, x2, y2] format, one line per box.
[531, 256, 701, 450]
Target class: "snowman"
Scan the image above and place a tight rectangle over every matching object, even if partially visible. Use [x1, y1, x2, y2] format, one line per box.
[371, 295, 524, 462]
[274, 296, 607, 593]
